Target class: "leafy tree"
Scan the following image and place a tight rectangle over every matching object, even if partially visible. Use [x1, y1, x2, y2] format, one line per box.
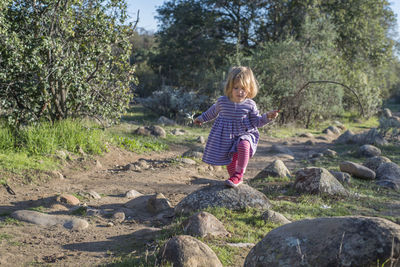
[0, 0, 135, 126]
[247, 16, 344, 127]
[153, 0, 227, 93]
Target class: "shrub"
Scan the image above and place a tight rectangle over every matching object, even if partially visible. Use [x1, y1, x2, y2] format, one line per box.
[140, 86, 213, 124]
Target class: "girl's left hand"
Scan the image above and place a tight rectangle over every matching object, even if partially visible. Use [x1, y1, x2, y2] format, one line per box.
[193, 118, 202, 125]
[267, 110, 279, 120]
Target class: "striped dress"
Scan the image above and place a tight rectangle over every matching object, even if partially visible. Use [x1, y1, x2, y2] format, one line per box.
[196, 96, 271, 166]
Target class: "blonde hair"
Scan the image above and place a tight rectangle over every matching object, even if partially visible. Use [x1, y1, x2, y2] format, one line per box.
[224, 66, 258, 99]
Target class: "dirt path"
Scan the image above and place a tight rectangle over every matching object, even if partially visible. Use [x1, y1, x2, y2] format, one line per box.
[0, 134, 333, 266]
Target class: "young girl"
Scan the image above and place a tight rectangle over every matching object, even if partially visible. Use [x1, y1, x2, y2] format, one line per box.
[194, 66, 279, 187]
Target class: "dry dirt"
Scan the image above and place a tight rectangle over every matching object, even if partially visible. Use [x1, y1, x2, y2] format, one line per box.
[0, 133, 333, 266]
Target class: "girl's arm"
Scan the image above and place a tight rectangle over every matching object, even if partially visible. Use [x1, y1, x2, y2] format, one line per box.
[194, 101, 220, 124]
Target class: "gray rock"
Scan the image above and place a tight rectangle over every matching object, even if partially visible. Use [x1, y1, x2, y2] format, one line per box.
[304, 140, 316, 146]
[316, 135, 331, 141]
[261, 210, 291, 225]
[323, 125, 341, 135]
[171, 128, 185, 136]
[56, 194, 80, 206]
[329, 171, 351, 184]
[294, 167, 349, 196]
[134, 125, 166, 138]
[197, 136, 205, 144]
[147, 193, 172, 214]
[333, 121, 346, 130]
[177, 158, 196, 165]
[87, 190, 101, 199]
[376, 180, 399, 190]
[270, 145, 293, 155]
[255, 159, 291, 179]
[182, 211, 229, 238]
[157, 116, 176, 126]
[376, 162, 400, 181]
[358, 144, 381, 157]
[244, 216, 400, 267]
[323, 149, 337, 157]
[383, 108, 392, 118]
[299, 133, 314, 138]
[112, 211, 125, 223]
[175, 183, 271, 215]
[158, 235, 223, 267]
[273, 153, 295, 160]
[335, 130, 356, 144]
[125, 189, 143, 199]
[182, 150, 203, 159]
[11, 210, 89, 230]
[363, 156, 391, 172]
[309, 152, 323, 158]
[363, 128, 387, 146]
[339, 161, 376, 180]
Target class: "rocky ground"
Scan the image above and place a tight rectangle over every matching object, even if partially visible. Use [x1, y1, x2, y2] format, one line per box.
[0, 132, 350, 266]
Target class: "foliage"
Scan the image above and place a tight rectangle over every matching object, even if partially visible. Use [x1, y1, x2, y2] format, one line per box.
[378, 116, 400, 141]
[0, 0, 135, 126]
[154, 0, 228, 93]
[152, 0, 398, 123]
[140, 86, 213, 123]
[247, 16, 343, 127]
[113, 135, 168, 153]
[130, 29, 162, 97]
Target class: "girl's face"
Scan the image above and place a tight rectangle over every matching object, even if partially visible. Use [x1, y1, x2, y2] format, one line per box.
[231, 81, 248, 103]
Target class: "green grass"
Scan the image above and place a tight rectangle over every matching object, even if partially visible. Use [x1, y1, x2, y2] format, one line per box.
[112, 135, 168, 153]
[0, 216, 23, 227]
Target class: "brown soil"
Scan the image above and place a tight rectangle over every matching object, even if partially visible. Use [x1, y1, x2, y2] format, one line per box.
[0, 134, 335, 266]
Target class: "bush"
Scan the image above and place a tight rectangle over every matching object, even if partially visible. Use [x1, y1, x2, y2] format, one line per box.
[140, 86, 213, 124]
[0, 0, 135, 126]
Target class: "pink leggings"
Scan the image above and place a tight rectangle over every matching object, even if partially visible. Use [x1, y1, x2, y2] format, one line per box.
[227, 140, 251, 179]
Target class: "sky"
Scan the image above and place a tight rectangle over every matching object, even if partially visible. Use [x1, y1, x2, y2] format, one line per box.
[126, 0, 400, 37]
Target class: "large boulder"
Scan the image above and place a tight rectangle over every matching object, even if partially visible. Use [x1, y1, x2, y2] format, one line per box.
[363, 156, 391, 172]
[254, 159, 291, 179]
[335, 128, 387, 146]
[335, 130, 356, 144]
[339, 161, 376, 180]
[182, 211, 229, 238]
[375, 162, 400, 189]
[358, 144, 381, 157]
[244, 216, 400, 267]
[11, 210, 89, 230]
[175, 183, 271, 215]
[294, 167, 349, 196]
[322, 125, 341, 135]
[158, 235, 223, 267]
[329, 171, 351, 185]
[376, 162, 400, 182]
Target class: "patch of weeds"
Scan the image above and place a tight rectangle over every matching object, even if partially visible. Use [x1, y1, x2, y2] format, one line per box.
[208, 244, 240, 267]
[204, 207, 277, 244]
[28, 206, 45, 212]
[72, 193, 88, 202]
[271, 194, 353, 221]
[0, 233, 13, 241]
[0, 216, 23, 227]
[71, 206, 87, 216]
[112, 135, 168, 153]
